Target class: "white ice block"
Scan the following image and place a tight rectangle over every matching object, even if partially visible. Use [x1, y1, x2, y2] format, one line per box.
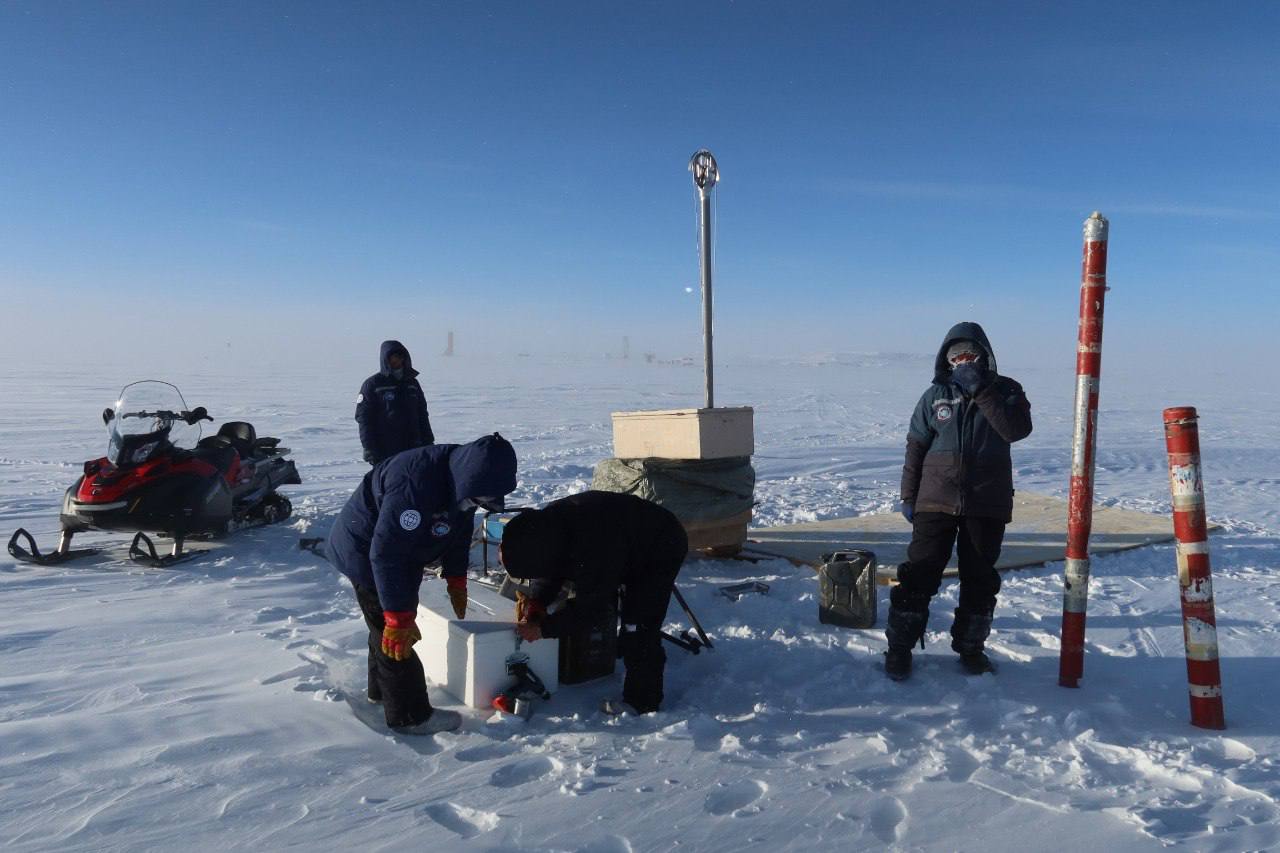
[416, 580, 559, 710]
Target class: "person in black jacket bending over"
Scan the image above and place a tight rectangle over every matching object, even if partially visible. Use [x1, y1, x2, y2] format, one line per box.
[356, 340, 435, 465]
[889, 321, 1033, 681]
[499, 491, 689, 715]
[326, 433, 517, 734]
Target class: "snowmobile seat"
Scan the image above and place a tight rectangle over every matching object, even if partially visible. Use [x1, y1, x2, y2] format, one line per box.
[191, 441, 238, 474]
[215, 422, 257, 460]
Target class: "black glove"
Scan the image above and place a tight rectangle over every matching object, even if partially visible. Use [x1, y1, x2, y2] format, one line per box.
[952, 363, 988, 396]
[901, 501, 914, 523]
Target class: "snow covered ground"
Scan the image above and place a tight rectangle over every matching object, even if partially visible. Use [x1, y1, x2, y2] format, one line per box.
[2, 353, 1278, 851]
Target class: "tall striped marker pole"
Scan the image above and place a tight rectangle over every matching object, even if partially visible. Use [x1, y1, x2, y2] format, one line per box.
[1163, 407, 1226, 730]
[1058, 211, 1109, 688]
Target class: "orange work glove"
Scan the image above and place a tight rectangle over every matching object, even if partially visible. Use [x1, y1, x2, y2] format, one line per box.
[515, 592, 545, 624]
[446, 576, 468, 619]
[381, 611, 421, 661]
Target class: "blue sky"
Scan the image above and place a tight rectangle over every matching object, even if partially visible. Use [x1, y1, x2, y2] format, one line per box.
[1, 1, 1276, 369]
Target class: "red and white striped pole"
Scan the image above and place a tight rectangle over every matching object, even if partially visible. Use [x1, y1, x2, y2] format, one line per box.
[1163, 407, 1226, 730]
[1058, 211, 1109, 688]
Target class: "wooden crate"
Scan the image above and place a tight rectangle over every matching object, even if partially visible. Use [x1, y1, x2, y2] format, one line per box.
[611, 407, 754, 460]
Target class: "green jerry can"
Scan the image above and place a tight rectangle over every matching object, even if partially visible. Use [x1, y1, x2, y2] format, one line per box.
[818, 550, 877, 629]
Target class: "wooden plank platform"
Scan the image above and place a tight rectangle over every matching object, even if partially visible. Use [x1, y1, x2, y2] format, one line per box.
[744, 492, 1205, 582]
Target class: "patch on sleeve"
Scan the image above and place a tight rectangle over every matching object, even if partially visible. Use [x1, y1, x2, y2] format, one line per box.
[356, 393, 364, 403]
[399, 510, 421, 531]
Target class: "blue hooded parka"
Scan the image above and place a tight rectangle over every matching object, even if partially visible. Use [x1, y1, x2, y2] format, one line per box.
[326, 434, 518, 612]
[356, 340, 434, 464]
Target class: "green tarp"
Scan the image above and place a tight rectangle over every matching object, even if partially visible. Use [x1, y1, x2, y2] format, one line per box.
[591, 456, 756, 523]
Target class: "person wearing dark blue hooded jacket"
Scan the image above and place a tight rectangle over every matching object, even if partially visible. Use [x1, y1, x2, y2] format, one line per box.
[887, 321, 1033, 682]
[326, 433, 517, 733]
[356, 340, 434, 465]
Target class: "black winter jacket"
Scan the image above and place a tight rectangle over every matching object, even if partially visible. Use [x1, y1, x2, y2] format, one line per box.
[356, 340, 434, 464]
[900, 322, 1033, 522]
[501, 491, 688, 639]
[326, 434, 517, 612]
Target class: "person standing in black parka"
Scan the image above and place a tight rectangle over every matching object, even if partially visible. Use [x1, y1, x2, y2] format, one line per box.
[356, 340, 435, 465]
[889, 321, 1033, 681]
[498, 491, 688, 715]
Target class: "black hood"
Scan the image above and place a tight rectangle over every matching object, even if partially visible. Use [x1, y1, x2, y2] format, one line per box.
[499, 507, 569, 579]
[933, 321, 998, 384]
[448, 433, 518, 503]
[379, 340, 419, 379]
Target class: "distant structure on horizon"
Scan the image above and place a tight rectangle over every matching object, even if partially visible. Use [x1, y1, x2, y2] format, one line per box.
[444, 331, 455, 357]
[623, 336, 630, 360]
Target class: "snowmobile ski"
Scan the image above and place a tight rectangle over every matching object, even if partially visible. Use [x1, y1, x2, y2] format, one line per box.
[128, 532, 203, 569]
[7, 528, 100, 565]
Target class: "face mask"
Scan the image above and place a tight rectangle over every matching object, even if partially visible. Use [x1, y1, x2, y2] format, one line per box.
[391, 368, 404, 380]
[459, 496, 504, 512]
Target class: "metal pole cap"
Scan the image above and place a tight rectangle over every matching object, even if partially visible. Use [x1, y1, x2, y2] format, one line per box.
[1084, 210, 1109, 242]
[689, 149, 719, 191]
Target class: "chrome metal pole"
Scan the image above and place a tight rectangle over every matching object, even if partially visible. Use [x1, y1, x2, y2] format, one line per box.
[689, 150, 719, 410]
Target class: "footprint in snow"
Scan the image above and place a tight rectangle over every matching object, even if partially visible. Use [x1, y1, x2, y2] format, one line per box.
[869, 796, 908, 845]
[0, 629, 60, 652]
[490, 755, 561, 788]
[704, 779, 767, 816]
[422, 802, 499, 838]
[257, 664, 315, 686]
[575, 836, 633, 853]
[943, 746, 981, 783]
[455, 742, 519, 763]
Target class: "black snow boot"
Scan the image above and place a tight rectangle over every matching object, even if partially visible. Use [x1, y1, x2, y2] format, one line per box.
[951, 607, 995, 675]
[884, 604, 929, 682]
[368, 654, 383, 704]
[619, 627, 666, 713]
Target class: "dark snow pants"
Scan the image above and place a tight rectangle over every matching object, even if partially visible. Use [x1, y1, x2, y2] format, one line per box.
[353, 583, 433, 728]
[892, 512, 1005, 614]
[617, 527, 688, 713]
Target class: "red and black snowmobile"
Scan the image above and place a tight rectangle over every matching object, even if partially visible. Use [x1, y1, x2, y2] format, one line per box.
[8, 380, 301, 567]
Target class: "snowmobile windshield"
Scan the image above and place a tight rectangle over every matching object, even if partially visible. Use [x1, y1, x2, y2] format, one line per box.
[106, 380, 202, 465]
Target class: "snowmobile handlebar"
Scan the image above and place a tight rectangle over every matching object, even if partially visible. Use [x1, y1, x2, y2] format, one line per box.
[107, 406, 213, 426]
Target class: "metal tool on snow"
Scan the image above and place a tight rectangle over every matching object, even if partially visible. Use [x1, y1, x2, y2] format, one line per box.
[719, 581, 769, 601]
[493, 642, 552, 720]
[662, 585, 714, 654]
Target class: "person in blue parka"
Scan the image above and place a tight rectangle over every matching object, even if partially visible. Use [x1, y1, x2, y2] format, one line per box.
[356, 340, 435, 465]
[326, 433, 517, 734]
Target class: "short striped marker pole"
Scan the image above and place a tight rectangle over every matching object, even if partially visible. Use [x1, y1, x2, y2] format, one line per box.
[1058, 211, 1109, 688]
[1163, 407, 1226, 730]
